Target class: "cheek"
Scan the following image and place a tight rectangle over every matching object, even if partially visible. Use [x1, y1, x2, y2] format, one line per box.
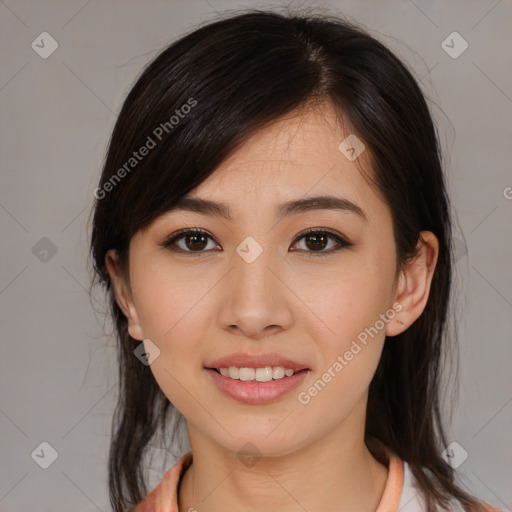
[130, 253, 213, 341]
[128, 252, 217, 399]
[129, 261, 207, 418]
[300, 262, 395, 353]
[294, 255, 395, 401]
[293, 276, 388, 425]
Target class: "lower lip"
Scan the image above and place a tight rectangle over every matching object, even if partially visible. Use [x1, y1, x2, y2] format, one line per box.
[205, 368, 309, 405]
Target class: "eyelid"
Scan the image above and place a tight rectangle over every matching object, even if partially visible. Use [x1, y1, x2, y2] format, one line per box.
[293, 227, 352, 246]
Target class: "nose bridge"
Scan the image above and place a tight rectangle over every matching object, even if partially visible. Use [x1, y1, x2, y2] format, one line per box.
[232, 234, 276, 299]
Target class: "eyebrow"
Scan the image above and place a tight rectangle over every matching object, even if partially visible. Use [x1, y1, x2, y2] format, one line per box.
[171, 194, 368, 223]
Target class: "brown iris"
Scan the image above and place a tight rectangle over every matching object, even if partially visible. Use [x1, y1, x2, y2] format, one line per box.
[303, 233, 329, 251]
[185, 233, 209, 251]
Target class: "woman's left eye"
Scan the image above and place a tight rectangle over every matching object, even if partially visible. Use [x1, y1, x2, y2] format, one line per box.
[159, 228, 352, 257]
[290, 229, 352, 256]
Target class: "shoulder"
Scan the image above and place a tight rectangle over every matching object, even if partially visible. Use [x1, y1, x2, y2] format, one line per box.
[131, 452, 193, 512]
[399, 460, 504, 512]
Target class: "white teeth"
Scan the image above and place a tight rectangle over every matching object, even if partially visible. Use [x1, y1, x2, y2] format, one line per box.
[239, 367, 255, 381]
[217, 366, 298, 381]
[228, 366, 240, 379]
[272, 366, 285, 379]
[255, 367, 273, 382]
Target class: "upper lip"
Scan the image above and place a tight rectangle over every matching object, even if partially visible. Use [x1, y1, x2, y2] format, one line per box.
[205, 352, 310, 371]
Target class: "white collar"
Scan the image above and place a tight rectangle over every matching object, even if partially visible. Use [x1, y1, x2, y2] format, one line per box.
[397, 461, 465, 511]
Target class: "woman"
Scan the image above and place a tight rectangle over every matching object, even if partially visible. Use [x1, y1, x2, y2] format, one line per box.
[90, 8, 502, 512]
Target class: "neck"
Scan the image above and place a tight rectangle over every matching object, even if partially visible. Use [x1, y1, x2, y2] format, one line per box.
[178, 417, 388, 512]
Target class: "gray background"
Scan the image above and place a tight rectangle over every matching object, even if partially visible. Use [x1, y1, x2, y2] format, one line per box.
[1, 0, 511, 510]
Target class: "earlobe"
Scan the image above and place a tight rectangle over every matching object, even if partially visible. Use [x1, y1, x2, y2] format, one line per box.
[105, 249, 144, 341]
[385, 231, 439, 337]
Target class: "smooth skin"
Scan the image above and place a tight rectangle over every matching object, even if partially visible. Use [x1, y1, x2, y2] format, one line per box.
[106, 102, 439, 512]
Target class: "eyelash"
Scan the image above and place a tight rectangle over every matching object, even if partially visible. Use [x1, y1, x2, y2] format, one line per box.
[159, 227, 353, 258]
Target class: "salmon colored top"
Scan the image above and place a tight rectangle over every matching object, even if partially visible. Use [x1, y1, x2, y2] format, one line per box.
[132, 443, 503, 512]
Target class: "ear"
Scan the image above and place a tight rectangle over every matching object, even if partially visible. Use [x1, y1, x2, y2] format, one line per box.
[105, 249, 144, 341]
[386, 231, 439, 337]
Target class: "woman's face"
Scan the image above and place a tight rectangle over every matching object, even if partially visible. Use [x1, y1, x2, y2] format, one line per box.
[109, 104, 424, 457]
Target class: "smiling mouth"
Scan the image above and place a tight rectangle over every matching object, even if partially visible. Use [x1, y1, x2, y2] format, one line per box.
[207, 366, 308, 382]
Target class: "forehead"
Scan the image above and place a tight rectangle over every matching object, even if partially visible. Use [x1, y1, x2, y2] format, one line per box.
[190, 103, 385, 221]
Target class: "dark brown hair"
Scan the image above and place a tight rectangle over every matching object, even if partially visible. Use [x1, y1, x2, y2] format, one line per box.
[89, 7, 487, 512]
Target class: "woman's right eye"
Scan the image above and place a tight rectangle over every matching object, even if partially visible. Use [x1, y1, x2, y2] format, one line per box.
[159, 228, 220, 255]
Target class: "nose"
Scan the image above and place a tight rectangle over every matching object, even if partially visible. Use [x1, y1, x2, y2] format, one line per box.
[218, 244, 294, 340]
